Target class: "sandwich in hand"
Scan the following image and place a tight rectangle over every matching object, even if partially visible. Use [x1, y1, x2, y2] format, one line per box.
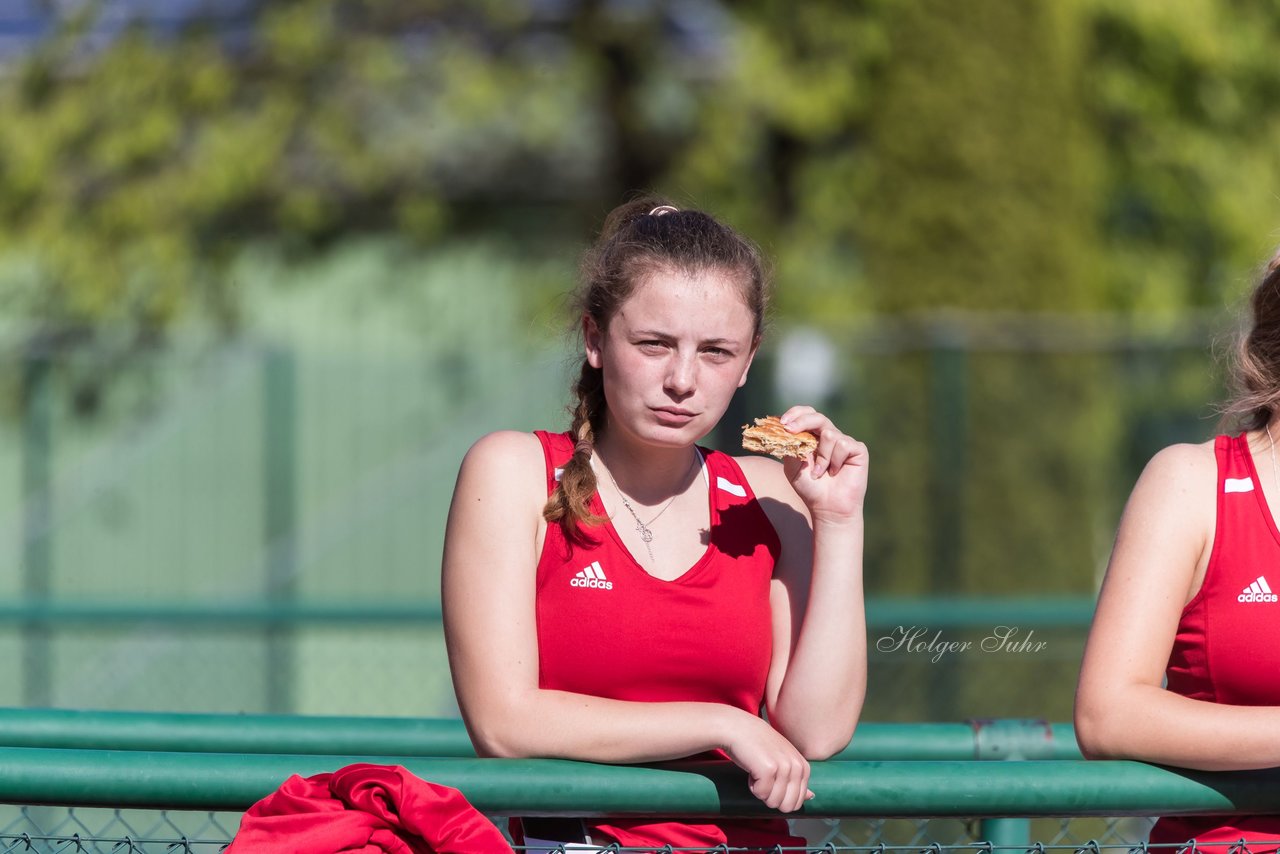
[741, 416, 818, 460]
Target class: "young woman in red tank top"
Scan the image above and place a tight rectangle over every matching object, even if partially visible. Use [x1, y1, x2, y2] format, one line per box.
[1076, 246, 1280, 852]
[441, 197, 869, 851]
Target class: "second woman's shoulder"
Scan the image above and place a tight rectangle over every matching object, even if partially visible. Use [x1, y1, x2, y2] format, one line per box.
[1124, 439, 1220, 522]
[1138, 439, 1219, 487]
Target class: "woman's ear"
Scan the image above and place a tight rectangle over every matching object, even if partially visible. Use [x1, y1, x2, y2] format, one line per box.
[737, 337, 761, 388]
[584, 315, 605, 369]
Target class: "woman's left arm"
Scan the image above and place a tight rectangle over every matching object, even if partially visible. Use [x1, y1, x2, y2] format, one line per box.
[742, 405, 869, 759]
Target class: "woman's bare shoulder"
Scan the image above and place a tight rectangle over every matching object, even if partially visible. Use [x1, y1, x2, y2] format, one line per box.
[454, 430, 549, 495]
[1138, 439, 1218, 490]
[465, 429, 545, 462]
[1118, 439, 1220, 547]
[734, 453, 795, 501]
[732, 453, 813, 552]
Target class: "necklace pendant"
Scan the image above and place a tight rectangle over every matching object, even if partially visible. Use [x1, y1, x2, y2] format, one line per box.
[637, 523, 654, 543]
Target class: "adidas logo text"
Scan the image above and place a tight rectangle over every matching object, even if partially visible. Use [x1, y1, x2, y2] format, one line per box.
[571, 561, 613, 590]
[1238, 575, 1277, 603]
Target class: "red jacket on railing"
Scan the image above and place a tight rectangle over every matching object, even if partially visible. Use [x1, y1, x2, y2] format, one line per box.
[225, 763, 512, 854]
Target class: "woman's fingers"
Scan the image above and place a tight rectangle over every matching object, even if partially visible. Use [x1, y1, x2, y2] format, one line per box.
[727, 713, 812, 813]
[748, 752, 810, 812]
[825, 435, 868, 478]
[778, 407, 865, 480]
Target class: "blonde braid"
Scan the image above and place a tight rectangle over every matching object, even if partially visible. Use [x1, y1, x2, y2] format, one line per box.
[543, 362, 607, 538]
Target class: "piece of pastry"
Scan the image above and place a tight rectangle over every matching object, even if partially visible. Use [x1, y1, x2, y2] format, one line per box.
[741, 416, 818, 460]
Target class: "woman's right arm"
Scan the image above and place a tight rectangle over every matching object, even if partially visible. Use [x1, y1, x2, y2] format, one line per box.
[441, 431, 812, 811]
[1075, 440, 1280, 770]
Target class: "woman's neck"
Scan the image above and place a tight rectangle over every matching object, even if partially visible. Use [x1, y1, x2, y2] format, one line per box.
[592, 433, 702, 505]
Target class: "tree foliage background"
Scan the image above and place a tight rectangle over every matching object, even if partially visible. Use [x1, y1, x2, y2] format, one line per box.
[11, 0, 1276, 332]
[3, 0, 1280, 718]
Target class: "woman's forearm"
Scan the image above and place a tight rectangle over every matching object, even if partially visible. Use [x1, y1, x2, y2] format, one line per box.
[769, 516, 867, 758]
[464, 688, 742, 762]
[1076, 683, 1280, 770]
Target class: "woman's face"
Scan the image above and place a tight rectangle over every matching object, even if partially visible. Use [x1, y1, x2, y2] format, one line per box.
[584, 267, 759, 450]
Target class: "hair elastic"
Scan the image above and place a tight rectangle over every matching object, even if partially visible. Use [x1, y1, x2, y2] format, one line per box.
[648, 205, 679, 216]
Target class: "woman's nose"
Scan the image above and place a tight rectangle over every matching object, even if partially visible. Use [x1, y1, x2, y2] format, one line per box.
[664, 354, 696, 396]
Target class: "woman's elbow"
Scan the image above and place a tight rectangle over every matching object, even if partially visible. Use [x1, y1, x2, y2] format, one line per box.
[1073, 698, 1125, 761]
[790, 722, 858, 761]
[470, 733, 521, 759]
[462, 711, 532, 759]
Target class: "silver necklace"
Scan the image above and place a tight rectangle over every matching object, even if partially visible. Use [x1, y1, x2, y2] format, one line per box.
[600, 452, 700, 564]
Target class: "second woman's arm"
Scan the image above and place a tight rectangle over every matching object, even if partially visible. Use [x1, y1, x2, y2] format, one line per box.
[1075, 440, 1280, 770]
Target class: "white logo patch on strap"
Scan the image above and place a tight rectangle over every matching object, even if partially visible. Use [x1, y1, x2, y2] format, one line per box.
[1224, 477, 1254, 494]
[716, 476, 747, 498]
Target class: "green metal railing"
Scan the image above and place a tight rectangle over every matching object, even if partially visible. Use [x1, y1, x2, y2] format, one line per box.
[0, 712, 1272, 852]
[0, 597, 1096, 629]
[0, 710, 1081, 760]
[0, 749, 1275, 852]
[0, 712, 1093, 850]
[0, 749, 1266, 818]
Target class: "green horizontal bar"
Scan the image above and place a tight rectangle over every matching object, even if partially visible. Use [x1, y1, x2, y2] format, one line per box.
[0, 750, 1265, 818]
[0, 708, 473, 756]
[0, 710, 1082, 760]
[0, 597, 1095, 628]
[854, 721, 1080, 761]
[867, 597, 1096, 629]
[0, 602, 443, 626]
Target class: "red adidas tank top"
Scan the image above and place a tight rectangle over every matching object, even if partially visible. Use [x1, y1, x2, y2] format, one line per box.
[535, 430, 778, 711]
[1150, 434, 1280, 850]
[527, 430, 803, 851]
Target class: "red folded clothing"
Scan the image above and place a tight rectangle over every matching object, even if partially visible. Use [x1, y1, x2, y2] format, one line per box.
[225, 763, 512, 854]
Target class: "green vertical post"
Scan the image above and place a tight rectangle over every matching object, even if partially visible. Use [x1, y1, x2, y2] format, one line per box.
[262, 346, 297, 714]
[973, 720, 1040, 847]
[929, 330, 967, 720]
[21, 347, 54, 708]
[978, 817, 1031, 848]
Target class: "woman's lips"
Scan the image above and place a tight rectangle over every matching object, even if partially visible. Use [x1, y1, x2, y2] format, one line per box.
[652, 407, 696, 425]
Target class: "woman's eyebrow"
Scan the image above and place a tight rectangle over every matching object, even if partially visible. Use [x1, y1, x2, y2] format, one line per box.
[630, 329, 741, 345]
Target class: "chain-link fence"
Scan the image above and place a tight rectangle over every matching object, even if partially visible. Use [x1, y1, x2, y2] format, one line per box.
[0, 809, 1260, 853]
[0, 807, 236, 853]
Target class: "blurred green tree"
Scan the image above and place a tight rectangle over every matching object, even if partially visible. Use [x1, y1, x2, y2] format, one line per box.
[8, 0, 1276, 337]
[0, 0, 607, 340]
[1084, 0, 1280, 310]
